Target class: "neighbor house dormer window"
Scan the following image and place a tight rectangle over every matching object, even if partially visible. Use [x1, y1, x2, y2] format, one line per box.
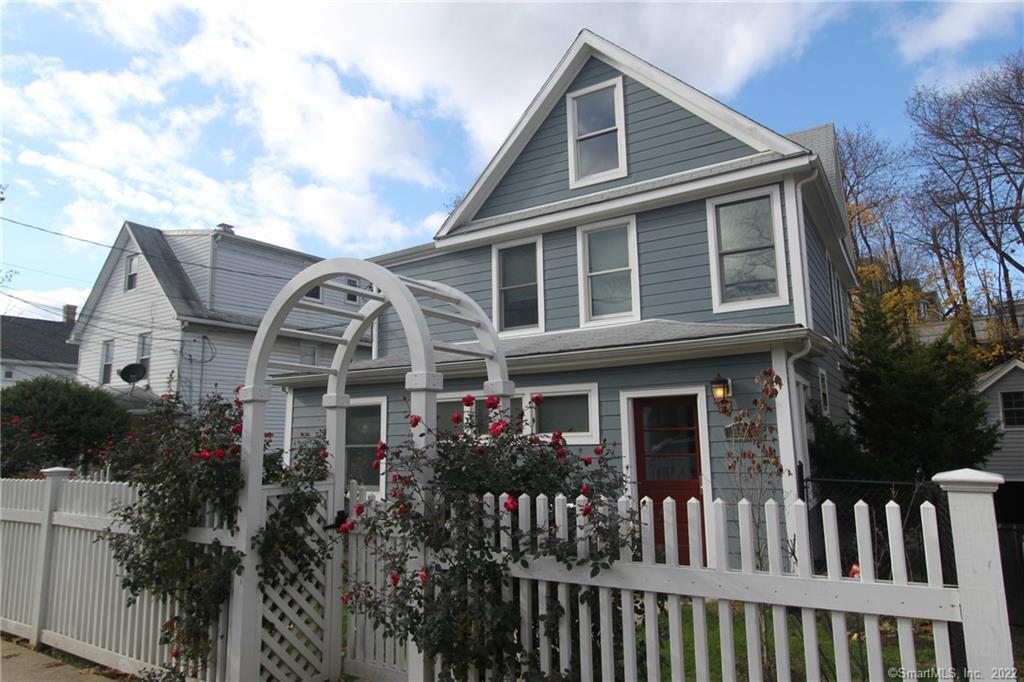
[566, 76, 627, 189]
[492, 237, 544, 334]
[706, 185, 789, 314]
[1001, 391, 1024, 428]
[125, 255, 138, 290]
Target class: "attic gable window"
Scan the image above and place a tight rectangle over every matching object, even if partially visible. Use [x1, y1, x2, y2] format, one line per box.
[125, 255, 139, 291]
[566, 76, 627, 189]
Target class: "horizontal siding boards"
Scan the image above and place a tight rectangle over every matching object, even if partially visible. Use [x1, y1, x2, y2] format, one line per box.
[637, 190, 795, 325]
[379, 246, 492, 356]
[805, 212, 835, 336]
[474, 57, 756, 220]
[983, 372, 1024, 480]
[543, 228, 578, 331]
[76, 233, 183, 391]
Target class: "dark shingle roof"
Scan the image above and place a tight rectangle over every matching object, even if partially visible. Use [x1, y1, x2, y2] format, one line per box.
[125, 222, 206, 318]
[1, 316, 78, 365]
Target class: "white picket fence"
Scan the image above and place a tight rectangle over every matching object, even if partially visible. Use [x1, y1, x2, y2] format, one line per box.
[345, 469, 1015, 681]
[0, 469, 233, 679]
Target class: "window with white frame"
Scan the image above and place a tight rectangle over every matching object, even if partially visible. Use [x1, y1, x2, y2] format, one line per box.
[436, 394, 524, 435]
[578, 217, 639, 324]
[345, 398, 387, 493]
[818, 368, 830, 416]
[706, 186, 788, 313]
[303, 285, 322, 301]
[566, 77, 627, 188]
[493, 239, 543, 333]
[346, 278, 360, 303]
[1001, 391, 1024, 427]
[137, 333, 152, 374]
[299, 342, 318, 366]
[125, 255, 139, 290]
[101, 340, 114, 384]
[519, 383, 600, 445]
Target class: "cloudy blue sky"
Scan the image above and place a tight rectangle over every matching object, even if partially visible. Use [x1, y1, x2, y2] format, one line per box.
[2, 1, 1021, 319]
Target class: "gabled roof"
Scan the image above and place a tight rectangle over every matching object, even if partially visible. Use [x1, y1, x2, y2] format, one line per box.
[437, 29, 807, 239]
[978, 358, 1024, 393]
[71, 221, 205, 342]
[1, 315, 78, 365]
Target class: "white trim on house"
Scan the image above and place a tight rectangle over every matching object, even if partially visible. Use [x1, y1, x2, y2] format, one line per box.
[283, 386, 295, 460]
[705, 184, 789, 314]
[977, 359, 1024, 393]
[618, 385, 716, 567]
[515, 382, 600, 445]
[783, 176, 809, 328]
[435, 155, 813, 251]
[771, 344, 801, 538]
[566, 76, 628, 189]
[349, 395, 389, 496]
[491, 235, 546, 337]
[576, 216, 641, 328]
[436, 29, 806, 238]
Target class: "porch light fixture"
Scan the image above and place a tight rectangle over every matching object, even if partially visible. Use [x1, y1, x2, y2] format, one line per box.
[710, 374, 732, 402]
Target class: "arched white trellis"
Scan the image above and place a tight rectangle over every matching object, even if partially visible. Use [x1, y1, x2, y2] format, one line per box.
[226, 258, 513, 682]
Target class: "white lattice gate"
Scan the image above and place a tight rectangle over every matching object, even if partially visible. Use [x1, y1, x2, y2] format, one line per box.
[231, 258, 513, 682]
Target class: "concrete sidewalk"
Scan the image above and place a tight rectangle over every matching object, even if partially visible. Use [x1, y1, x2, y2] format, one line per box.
[0, 639, 112, 681]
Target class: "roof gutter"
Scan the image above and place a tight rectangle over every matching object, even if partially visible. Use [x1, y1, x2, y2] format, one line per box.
[269, 326, 832, 388]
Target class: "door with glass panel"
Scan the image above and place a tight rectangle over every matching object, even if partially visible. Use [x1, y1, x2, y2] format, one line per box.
[633, 395, 702, 560]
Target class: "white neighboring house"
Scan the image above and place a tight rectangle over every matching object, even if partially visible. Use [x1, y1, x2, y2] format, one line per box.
[1, 311, 79, 388]
[978, 358, 1024, 483]
[69, 221, 372, 445]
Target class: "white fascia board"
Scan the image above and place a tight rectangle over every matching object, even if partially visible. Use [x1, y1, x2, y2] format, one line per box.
[977, 359, 1024, 393]
[437, 29, 806, 240]
[437, 155, 813, 251]
[69, 224, 134, 343]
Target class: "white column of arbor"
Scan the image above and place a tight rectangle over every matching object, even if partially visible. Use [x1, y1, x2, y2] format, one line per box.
[230, 258, 513, 682]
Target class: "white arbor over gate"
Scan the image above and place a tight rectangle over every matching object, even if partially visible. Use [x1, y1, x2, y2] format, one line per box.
[228, 258, 514, 682]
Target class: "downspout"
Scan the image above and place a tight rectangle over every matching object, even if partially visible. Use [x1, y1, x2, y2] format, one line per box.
[786, 338, 814, 487]
[794, 168, 819, 330]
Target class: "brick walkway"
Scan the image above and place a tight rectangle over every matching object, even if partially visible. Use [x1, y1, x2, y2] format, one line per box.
[0, 639, 112, 681]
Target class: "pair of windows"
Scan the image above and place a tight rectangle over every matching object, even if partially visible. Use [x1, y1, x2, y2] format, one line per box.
[304, 278, 363, 304]
[100, 334, 152, 385]
[493, 219, 639, 333]
[438, 384, 599, 445]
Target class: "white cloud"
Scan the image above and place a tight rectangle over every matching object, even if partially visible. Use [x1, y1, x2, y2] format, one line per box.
[895, 2, 1021, 63]
[1, 286, 92, 320]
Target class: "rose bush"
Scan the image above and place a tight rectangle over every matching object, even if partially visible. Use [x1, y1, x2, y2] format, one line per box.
[345, 395, 635, 680]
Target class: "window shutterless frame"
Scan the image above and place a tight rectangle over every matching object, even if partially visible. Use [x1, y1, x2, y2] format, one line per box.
[514, 382, 600, 445]
[818, 368, 830, 417]
[137, 333, 152, 374]
[1000, 391, 1024, 429]
[705, 185, 789, 314]
[491, 235, 545, 336]
[566, 76, 627, 189]
[577, 215, 640, 327]
[101, 340, 114, 384]
[124, 255, 138, 291]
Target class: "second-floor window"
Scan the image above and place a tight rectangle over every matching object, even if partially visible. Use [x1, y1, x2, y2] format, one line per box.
[493, 238, 543, 333]
[101, 340, 114, 384]
[346, 278, 360, 303]
[566, 76, 627, 188]
[1001, 391, 1024, 427]
[137, 333, 152, 375]
[299, 342, 318, 366]
[706, 186, 788, 314]
[125, 255, 138, 290]
[578, 217, 639, 324]
[304, 285, 322, 301]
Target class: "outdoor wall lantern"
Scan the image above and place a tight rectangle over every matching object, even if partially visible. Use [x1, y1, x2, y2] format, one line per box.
[710, 374, 732, 402]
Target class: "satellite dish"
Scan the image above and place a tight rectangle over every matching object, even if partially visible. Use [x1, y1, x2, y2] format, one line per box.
[119, 363, 147, 384]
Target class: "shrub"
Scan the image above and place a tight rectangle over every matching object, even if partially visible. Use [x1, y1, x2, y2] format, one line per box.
[0, 376, 129, 476]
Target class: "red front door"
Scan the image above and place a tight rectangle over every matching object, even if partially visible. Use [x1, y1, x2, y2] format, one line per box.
[634, 395, 703, 563]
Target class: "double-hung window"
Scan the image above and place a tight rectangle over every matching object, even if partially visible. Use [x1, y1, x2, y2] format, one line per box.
[706, 186, 788, 313]
[125, 255, 138, 290]
[1001, 391, 1024, 428]
[101, 340, 114, 384]
[566, 77, 627, 188]
[578, 217, 639, 325]
[493, 238, 543, 333]
[137, 333, 152, 375]
[344, 398, 388, 494]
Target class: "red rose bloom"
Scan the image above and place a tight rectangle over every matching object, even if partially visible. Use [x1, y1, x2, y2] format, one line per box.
[451, 411, 463, 424]
[198, 449, 212, 461]
[528, 435, 541, 444]
[339, 519, 356, 534]
[849, 564, 861, 579]
[171, 648, 180, 658]
[582, 503, 593, 517]
[582, 456, 593, 466]
[390, 572, 400, 587]
[234, 385, 243, 394]
[556, 447, 567, 459]
[230, 423, 243, 434]
[214, 448, 226, 461]
[474, 445, 487, 455]
[503, 496, 518, 513]
[391, 472, 400, 483]
[398, 504, 408, 515]
[462, 394, 475, 407]
[581, 483, 591, 496]
[408, 414, 421, 428]
[419, 569, 428, 583]
[9, 416, 21, 426]
[371, 460, 380, 470]
[340, 593, 352, 604]
[375, 441, 388, 459]
[530, 393, 544, 405]
[229, 445, 240, 455]
[488, 420, 509, 437]
[355, 503, 365, 516]
[593, 445, 605, 455]
[485, 395, 500, 409]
